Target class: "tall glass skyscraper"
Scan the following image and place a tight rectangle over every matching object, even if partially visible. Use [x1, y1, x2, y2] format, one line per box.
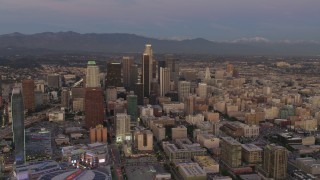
[11, 87, 25, 165]
[127, 93, 138, 121]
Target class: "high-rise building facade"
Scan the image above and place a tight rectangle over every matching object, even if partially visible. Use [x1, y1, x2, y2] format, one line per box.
[61, 89, 70, 109]
[135, 77, 144, 105]
[165, 55, 179, 89]
[220, 136, 242, 168]
[198, 83, 207, 98]
[115, 113, 131, 142]
[178, 81, 191, 102]
[263, 144, 287, 180]
[89, 125, 108, 143]
[86, 61, 100, 88]
[160, 67, 170, 97]
[122, 56, 134, 89]
[22, 79, 35, 111]
[185, 95, 196, 116]
[11, 88, 25, 165]
[106, 62, 122, 87]
[127, 93, 138, 121]
[142, 44, 153, 97]
[129, 64, 138, 91]
[84, 88, 104, 129]
[142, 54, 152, 98]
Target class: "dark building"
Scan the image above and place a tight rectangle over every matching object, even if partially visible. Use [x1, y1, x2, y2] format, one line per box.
[47, 74, 60, 88]
[106, 62, 122, 87]
[22, 79, 35, 111]
[135, 78, 144, 106]
[129, 64, 138, 91]
[85, 88, 105, 129]
[165, 91, 179, 102]
[127, 93, 138, 121]
[11, 88, 25, 165]
[142, 54, 152, 97]
[165, 55, 180, 89]
[122, 56, 134, 89]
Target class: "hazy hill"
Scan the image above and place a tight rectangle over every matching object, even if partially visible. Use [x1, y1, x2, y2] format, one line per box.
[0, 31, 319, 56]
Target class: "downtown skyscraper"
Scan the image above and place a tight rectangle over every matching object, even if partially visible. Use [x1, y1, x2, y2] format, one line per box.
[11, 87, 25, 165]
[142, 44, 153, 98]
[22, 79, 35, 111]
[160, 67, 170, 97]
[86, 60, 100, 88]
[122, 56, 134, 89]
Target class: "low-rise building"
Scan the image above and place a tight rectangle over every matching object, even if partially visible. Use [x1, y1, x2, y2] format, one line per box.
[296, 157, 320, 175]
[177, 163, 207, 180]
[194, 156, 219, 173]
[196, 133, 220, 149]
[172, 125, 188, 140]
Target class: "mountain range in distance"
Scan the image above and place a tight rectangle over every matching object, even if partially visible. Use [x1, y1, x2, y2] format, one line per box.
[0, 31, 319, 56]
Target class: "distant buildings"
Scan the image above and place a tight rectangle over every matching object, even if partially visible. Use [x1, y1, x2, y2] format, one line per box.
[11, 88, 25, 165]
[178, 81, 190, 102]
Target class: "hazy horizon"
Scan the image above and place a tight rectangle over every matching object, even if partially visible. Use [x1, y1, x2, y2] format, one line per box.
[0, 0, 319, 42]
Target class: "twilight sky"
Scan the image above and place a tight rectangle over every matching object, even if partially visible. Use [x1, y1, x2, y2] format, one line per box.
[0, 0, 319, 41]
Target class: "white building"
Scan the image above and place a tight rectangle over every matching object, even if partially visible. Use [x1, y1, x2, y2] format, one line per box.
[86, 61, 100, 88]
[116, 113, 131, 142]
[160, 67, 170, 97]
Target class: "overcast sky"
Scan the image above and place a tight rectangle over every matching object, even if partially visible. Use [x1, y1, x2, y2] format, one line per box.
[0, 0, 319, 41]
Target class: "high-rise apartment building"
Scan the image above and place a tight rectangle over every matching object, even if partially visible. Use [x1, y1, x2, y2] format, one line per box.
[220, 136, 242, 168]
[84, 88, 104, 129]
[86, 61, 100, 88]
[160, 67, 170, 97]
[106, 62, 122, 87]
[178, 81, 191, 102]
[22, 79, 35, 111]
[11, 88, 25, 165]
[115, 113, 131, 142]
[198, 83, 207, 99]
[185, 95, 196, 116]
[61, 89, 70, 109]
[134, 130, 153, 151]
[89, 125, 108, 143]
[262, 144, 287, 180]
[122, 56, 134, 89]
[127, 93, 138, 121]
